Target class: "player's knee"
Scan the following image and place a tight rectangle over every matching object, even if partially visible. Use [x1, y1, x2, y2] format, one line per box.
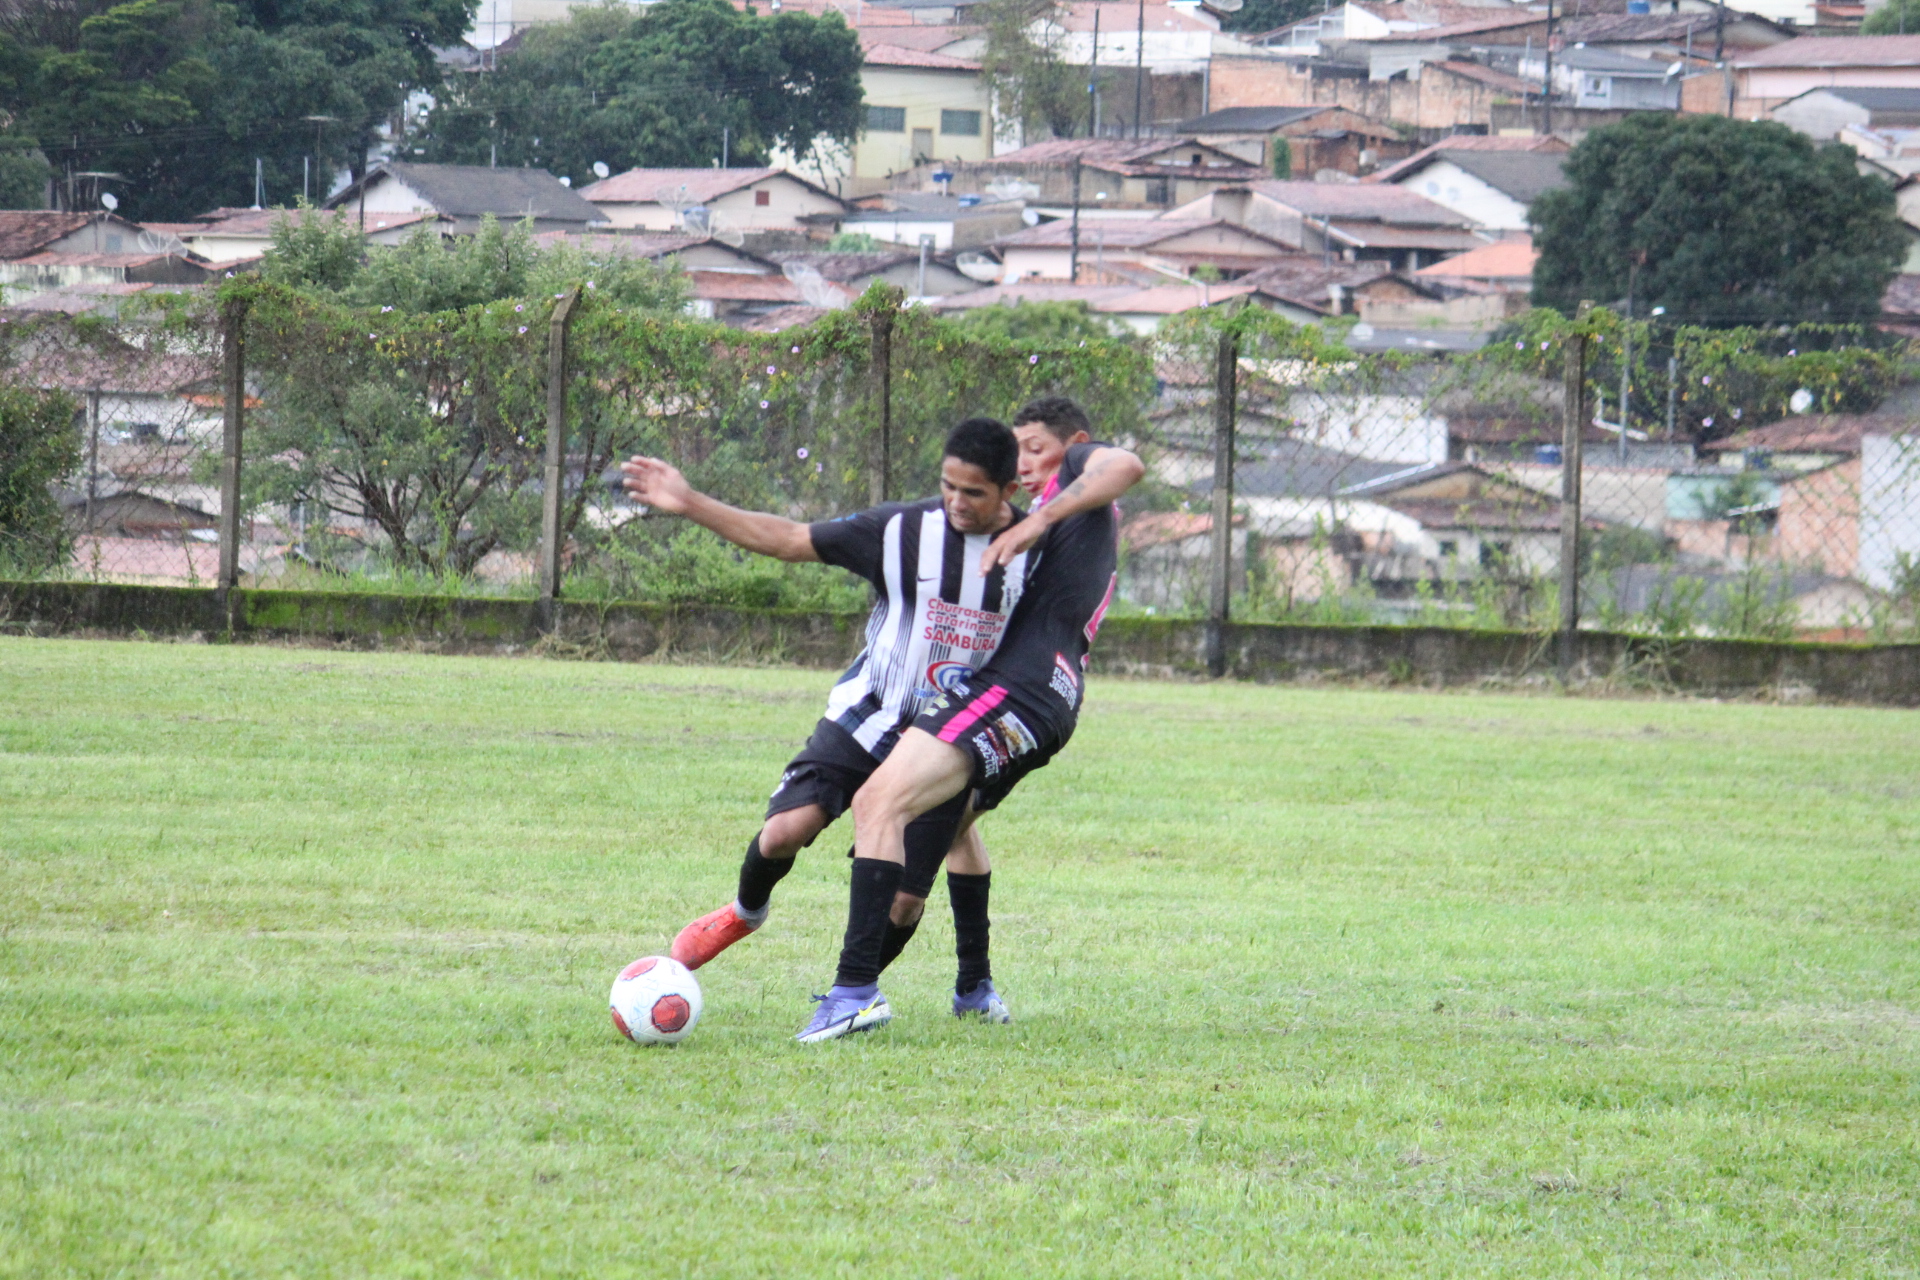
[890, 892, 925, 927]
[760, 807, 823, 858]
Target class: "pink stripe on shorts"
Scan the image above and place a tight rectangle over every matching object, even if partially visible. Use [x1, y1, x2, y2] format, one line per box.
[935, 684, 1008, 743]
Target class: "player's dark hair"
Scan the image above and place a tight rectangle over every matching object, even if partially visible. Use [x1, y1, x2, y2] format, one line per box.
[1012, 395, 1092, 443]
[943, 417, 1017, 486]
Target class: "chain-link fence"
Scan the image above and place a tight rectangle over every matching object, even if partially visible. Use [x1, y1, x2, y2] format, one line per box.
[1127, 307, 1920, 650]
[3, 285, 1916, 645]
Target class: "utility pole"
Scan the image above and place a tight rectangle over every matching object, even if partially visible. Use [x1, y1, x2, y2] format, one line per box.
[1069, 157, 1084, 282]
[1557, 302, 1592, 681]
[1088, 6, 1102, 137]
[1541, 0, 1555, 137]
[1133, 0, 1147, 139]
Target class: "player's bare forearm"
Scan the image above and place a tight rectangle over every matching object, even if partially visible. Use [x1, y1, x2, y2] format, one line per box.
[676, 491, 818, 562]
[621, 456, 816, 562]
[980, 446, 1145, 570]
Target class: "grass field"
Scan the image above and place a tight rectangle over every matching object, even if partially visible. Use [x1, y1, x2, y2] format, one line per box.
[3, 638, 1918, 1278]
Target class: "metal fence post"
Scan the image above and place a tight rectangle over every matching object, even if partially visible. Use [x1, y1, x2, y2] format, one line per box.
[1205, 326, 1238, 678]
[1557, 302, 1592, 680]
[868, 306, 894, 506]
[538, 287, 582, 630]
[217, 295, 249, 618]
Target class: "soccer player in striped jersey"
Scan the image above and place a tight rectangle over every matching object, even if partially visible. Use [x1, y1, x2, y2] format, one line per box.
[797, 396, 1144, 1043]
[619, 418, 1034, 1014]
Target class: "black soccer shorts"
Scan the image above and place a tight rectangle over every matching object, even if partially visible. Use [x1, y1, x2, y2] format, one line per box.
[913, 678, 1073, 814]
[765, 718, 967, 898]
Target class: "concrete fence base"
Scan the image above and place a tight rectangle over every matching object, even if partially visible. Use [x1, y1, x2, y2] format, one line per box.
[3, 581, 1916, 706]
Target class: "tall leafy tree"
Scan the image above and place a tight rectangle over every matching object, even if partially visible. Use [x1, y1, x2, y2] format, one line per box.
[0, 0, 475, 218]
[1217, 0, 1321, 36]
[418, 0, 862, 183]
[1532, 114, 1905, 326]
[977, 0, 1083, 143]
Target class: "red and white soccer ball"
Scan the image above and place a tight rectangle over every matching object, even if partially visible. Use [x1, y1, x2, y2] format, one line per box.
[609, 956, 703, 1045]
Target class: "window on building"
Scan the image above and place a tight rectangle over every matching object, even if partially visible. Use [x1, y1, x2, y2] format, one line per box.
[754, 189, 771, 206]
[866, 105, 906, 132]
[1438, 540, 1458, 558]
[941, 109, 982, 136]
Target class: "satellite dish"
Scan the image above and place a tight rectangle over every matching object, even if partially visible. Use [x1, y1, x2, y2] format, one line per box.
[100, 192, 119, 211]
[559, 176, 572, 187]
[1021, 208, 1041, 226]
[714, 225, 745, 248]
[592, 161, 610, 179]
[955, 251, 1003, 283]
[781, 260, 847, 310]
[1790, 387, 1814, 414]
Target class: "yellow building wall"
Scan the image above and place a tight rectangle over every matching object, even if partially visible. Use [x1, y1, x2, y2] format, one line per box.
[842, 66, 994, 196]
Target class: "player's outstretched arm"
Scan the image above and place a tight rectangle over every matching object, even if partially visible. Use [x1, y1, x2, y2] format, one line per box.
[979, 444, 1146, 571]
[620, 456, 818, 563]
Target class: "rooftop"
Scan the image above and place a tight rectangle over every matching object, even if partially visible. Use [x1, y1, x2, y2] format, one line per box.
[581, 167, 804, 205]
[1430, 60, 1536, 94]
[329, 162, 605, 224]
[994, 217, 1286, 249]
[1554, 45, 1675, 74]
[1174, 105, 1334, 132]
[1786, 86, 1920, 113]
[1559, 10, 1787, 43]
[1241, 180, 1475, 226]
[1411, 149, 1568, 203]
[1700, 415, 1910, 455]
[1368, 134, 1569, 185]
[0, 211, 99, 260]
[860, 42, 981, 69]
[1735, 35, 1920, 68]
[1413, 235, 1536, 279]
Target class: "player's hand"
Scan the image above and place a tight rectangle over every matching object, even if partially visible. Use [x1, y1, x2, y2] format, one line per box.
[619, 456, 693, 514]
[980, 511, 1048, 572]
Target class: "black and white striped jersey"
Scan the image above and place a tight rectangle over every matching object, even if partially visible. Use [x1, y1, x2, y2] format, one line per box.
[809, 499, 1033, 758]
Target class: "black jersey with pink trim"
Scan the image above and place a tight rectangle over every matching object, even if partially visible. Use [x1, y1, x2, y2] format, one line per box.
[808, 498, 1033, 759]
[975, 441, 1118, 720]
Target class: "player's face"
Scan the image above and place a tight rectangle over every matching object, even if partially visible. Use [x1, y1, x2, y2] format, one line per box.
[939, 457, 1017, 534]
[1012, 422, 1089, 497]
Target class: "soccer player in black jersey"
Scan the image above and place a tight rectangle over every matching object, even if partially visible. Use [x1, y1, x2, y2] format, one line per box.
[619, 418, 1033, 1020]
[797, 396, 1146, 1043]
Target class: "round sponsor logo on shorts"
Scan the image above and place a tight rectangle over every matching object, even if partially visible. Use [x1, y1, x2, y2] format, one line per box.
[926, 660, 974, 692]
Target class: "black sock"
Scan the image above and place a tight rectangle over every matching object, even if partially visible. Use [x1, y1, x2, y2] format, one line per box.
[877, 916, 920, 975]
[735, 836, 793, 913]
[834, 858, 904, 989]
[949, 871, 992, 996]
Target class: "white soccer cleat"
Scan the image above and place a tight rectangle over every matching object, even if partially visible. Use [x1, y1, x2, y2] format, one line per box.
[795, 989, 893, 1043]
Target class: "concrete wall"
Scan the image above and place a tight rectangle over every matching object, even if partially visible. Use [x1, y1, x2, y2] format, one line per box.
[4, 580, 1915, 704]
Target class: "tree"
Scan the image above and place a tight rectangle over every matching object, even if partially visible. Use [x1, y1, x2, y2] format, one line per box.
[976, 0, 1083, 143]
[0, 0, 476, 220]
[1269, 134, 1292, 179]
[1862, 0, 1920, 32]
[0, 385, 80, 572]
[1217, 0, 1321, 35]
[1532, 114, 1905, 326]
[418, 0, 863, 183]
[949, 300, 1127, 344]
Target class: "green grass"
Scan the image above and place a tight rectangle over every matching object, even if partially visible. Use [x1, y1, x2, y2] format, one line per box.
[3, 639, 1917, 1279]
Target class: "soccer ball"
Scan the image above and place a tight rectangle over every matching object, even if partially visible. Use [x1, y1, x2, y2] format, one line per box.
[609, 956, 703, 1045]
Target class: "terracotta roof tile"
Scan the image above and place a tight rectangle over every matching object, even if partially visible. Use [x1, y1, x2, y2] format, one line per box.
[1735, 35, 1920, 67]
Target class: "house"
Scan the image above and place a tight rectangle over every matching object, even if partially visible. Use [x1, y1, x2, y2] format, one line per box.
[767, 250, 981, 298]
[1169, 104, 1412, 177]
[923, 276, 1324, 332]
[325, 162, 608, 234]
[836, 192, 1030, 251]
[1339, 460, 1579, 586]
[991, 217, 1296, 282]
[1708, 36, 1920, 120]
[1696, 414, 1908, 473]
[0, 212, 217, 300]
[1375, 147, 1566, 231]
[1168, 180, 1487, 270]
[578, 167, 849, 236]
[1773, 86, 1920, 142]
[827, 39, 993, 197]
[1555, 9, 1796, 60]
[1881, 272, 1920, 336]
[1204, 47, 1542, 139]
[1231, 255, 1390, 314]
[142, 207, 446, 266]
[1518, 46, 1683, 113]
[923, 137, 1266, 209]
